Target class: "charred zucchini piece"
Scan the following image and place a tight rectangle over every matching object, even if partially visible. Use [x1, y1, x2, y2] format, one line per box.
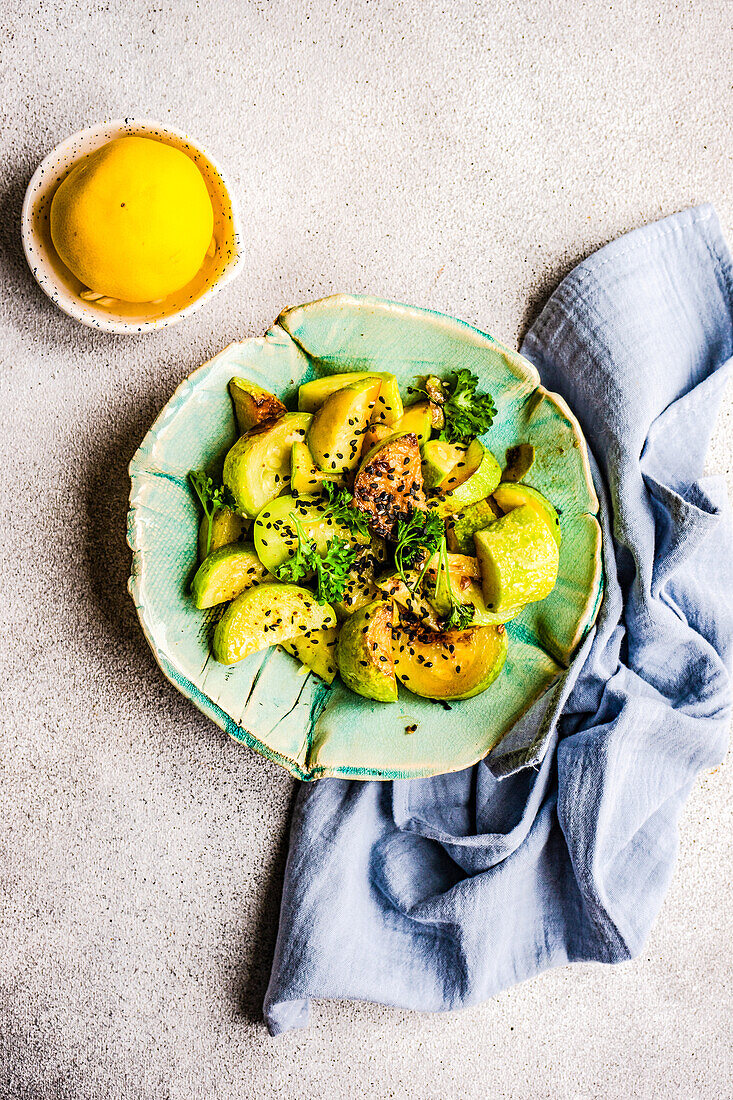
[213, 583, 336, 665]
[394, 402, 433, 447]
[298, 372, 403, 426]
[353, 431, 426, 539]
[198, 507, 247, 561]
[392, 623, 508, 700]
[360, 420, 393, 456]
[440, 437, 484, 490]
[308, 378, 381, 474]
[228, 377, 287, 434]
[191, 543, 269, 609]
[422, 439, 466, 489]
[291, 441, 343, 497]
[445, 498, 500, 554]
[437, 442, 502, 516]
[336, 600, 398, 702]
[502, 443, 535, 483]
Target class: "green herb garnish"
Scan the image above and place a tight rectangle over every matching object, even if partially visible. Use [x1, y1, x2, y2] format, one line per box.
[322, 481, 371, 538]
[312, 538, 358, 605]
[434, 535, 474, 631]
[394, 508, 444, 589]
[440, 369, 496, 444]
[275, 511, 357, 605]
[274, 512, 314, 584]
[411, 369, 496, 445]
[188, 470, 236, 557]
[443, 599, 474, 631]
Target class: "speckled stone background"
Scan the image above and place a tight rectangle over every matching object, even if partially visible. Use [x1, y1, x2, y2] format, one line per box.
[1, 2, 731, 1098]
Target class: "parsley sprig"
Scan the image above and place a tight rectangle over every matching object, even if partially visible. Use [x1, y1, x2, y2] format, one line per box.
[189, 470, 236, 557]
[312, 539, 358, 605]
[411, 369, 496, 445]
[275, 511, 357, 605]
[434, 535, 474, 631]
[273, 512, 313, 584]
[440, 369, 496, 444]
[322, 481, 371, 538]
[394, 508, 444, 589]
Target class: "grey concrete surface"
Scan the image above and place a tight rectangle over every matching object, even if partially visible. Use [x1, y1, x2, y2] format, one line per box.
[1, 1, 731, 1097]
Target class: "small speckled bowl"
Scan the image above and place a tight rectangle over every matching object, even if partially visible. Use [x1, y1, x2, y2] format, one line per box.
[21, 119, 243, 334]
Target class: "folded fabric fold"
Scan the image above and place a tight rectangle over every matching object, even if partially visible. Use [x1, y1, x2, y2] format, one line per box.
[264, 204, 733, 1036]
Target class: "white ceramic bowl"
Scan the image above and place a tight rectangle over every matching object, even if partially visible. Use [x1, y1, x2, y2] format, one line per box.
[21, 118, 244, 335]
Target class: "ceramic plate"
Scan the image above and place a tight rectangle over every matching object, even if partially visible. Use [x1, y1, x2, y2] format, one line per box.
[127, 295, 602, 780]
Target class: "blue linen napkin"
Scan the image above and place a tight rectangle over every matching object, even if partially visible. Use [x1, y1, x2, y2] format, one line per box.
[264, 205, 733, 1035]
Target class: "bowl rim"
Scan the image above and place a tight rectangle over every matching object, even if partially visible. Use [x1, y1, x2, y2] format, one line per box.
[20, 117, 244, 335]
[126, 293, 604, 781]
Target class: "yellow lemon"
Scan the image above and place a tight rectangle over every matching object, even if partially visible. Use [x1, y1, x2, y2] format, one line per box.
[50, 136, 214, 302]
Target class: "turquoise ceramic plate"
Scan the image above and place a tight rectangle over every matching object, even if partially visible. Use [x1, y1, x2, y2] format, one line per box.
[128, 295, 602, 780]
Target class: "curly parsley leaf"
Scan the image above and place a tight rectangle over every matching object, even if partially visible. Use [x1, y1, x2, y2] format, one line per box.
[275, 511, 357, 605]
[443, 600, 474, 631]
[188, 470, 237, 556]
[312, 537, 358, 605]
[321, 481, 371, 538]
[394, 508, 444, 589]
[275, 512, 315, 585]
[439, 369, 496, 444]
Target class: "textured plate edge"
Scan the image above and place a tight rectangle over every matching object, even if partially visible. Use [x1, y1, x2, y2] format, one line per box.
[533, 386, 600, 517]
[537, 511, 605, 667]
[277, 293, 543, 395]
